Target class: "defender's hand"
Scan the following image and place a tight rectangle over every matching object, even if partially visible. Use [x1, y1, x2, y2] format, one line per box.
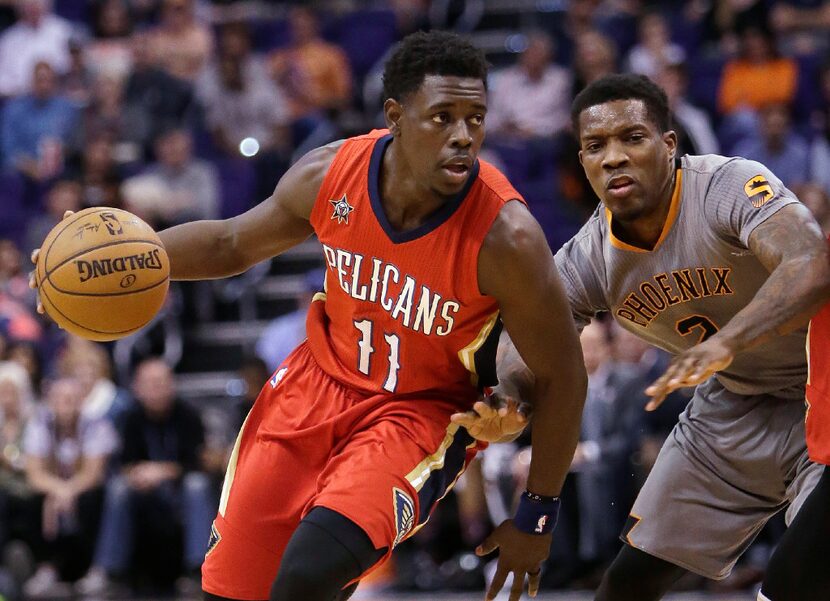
[476, 519, 550, 600]
[645, 337, 735, 410]
[29, 210, 75, 316]
[450, 396, 530, 443]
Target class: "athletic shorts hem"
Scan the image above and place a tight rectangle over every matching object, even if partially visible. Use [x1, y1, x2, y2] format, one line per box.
[619, 537, 731, 581]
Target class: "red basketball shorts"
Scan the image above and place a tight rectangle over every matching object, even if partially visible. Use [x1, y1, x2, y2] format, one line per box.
[201, 342, 484, 599]
[807, 308, 830, 465]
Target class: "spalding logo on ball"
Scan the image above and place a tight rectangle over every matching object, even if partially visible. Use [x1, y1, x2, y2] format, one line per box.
[36, 207, 170, 341]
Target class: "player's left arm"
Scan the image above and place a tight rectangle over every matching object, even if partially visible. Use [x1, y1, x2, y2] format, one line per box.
[646, 202, 830, 408]
[474, 201, 587, 601]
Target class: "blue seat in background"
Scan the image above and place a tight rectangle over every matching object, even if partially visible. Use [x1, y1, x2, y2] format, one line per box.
[0, 170, 27, 247]
[252, 18, 292, 52]
[216, 158, 257, 219]
[326, 9, 398, 82]
[54, 0, 89, 23]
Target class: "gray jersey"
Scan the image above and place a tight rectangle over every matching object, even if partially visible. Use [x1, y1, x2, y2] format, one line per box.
[555, 154, 805, 399]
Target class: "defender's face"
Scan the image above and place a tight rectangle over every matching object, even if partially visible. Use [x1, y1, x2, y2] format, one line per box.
[389, 75, 486, 197]
[578, 99, 676, 223]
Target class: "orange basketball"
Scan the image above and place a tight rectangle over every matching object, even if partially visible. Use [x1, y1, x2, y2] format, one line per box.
[36, 207, 170, 341]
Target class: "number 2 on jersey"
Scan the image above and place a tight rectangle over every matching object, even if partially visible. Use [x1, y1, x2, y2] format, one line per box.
[675, 315, 719, 344]
[354, 319, 400, 392]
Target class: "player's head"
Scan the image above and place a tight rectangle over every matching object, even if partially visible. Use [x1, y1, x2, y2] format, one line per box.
[382, 31, 488, 197]
[572, 74, 677, 223]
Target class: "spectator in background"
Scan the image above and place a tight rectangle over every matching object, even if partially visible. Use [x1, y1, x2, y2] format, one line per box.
[197, 21, 268, 98]
[76, 358, 212, 596]
[810, 61, 830, 195]
[0, 239, 35, 308]
[123, 30, 194, 150]
[625, 11, 685, 80]
[770, 2, 830, 55]
[0, 362, 37, 561]
[700, 0, 769, 55]
[268, 7, 352, 143]
[572, 28, 617, 94]
[5, 342, 42, 395]
[0, 0, 72, 97]
[123, 129, 218, 228]
[733, 102, 810, 188]
[718, 26, 798, 118]
[25, 181, 81, 265]
[63, 133, 124, 211]
[86, 0, 133, 80]
[0, 242, 41, 346]
[487, 31, 572, 141]
[57, 337, 132, 427]
[255, 268, 324, 370]
[21, 377, 115, 596]
[569, 321, 643, 572]
[656, 62, 719, 156]
[199, 46, 291, 199]
[61, 36, 93, 107]
[148, 0, 213, 83]
[71, 73, 148, 166]
[796, 183, 830, 234]
[0, 61, 77, 182]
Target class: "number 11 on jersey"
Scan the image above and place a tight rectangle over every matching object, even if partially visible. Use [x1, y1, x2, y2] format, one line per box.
[354, 319, 401, 392]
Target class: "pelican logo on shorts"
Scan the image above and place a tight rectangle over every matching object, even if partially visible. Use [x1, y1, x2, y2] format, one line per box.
[744, 175, 774, 208]
[329, 194, 355, 225]
[392, 487, 415, 548]
[205, 521, 221, 558]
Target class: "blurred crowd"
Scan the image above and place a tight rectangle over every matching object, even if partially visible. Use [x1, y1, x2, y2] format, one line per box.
[0, 0, 828, 597]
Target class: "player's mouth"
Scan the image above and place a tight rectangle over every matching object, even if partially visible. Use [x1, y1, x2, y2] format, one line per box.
[606, 174, 636, 198]
[441, 158, 472, 184]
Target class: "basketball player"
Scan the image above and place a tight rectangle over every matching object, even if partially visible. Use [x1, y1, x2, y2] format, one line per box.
[474, 73, 830, 600]
[756, 299, 830, 601]
[97, 32, 584, 601]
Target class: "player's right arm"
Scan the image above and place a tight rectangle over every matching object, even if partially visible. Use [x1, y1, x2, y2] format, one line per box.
[157, 142, 341, 281]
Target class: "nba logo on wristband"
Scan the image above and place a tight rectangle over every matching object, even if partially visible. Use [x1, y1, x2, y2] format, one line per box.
[535, 515, 548, 533]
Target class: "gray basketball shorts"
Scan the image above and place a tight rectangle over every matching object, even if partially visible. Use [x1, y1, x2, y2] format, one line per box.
[624, 377, 821, 580]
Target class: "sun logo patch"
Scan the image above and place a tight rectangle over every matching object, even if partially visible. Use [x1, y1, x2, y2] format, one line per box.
[205, 521, 221, 557]
[392, 487, 415, 548]
[329, 194, 355, 224]
[744, 175, 774, 208]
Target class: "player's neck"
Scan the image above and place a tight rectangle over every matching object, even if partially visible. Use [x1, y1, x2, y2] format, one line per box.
[613, 170, 676, 249]
[379, 143, 448, 232]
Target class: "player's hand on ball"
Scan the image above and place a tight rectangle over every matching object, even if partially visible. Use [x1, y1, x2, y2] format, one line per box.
[450, 394, 530, 443]
[476, 519, 549, 600]
[645, 336, 735, 410]
[29, 210, 75, 317]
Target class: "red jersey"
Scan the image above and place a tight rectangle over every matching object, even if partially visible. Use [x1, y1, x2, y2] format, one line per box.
[305, 129, 524, 404]
[806, 298, 830, 464]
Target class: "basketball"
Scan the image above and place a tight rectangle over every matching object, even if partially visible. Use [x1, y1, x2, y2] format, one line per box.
[36, 207, 171, 342]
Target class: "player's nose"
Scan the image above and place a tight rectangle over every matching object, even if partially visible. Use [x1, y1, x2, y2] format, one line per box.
[449, 120, 473, 148]
[601, 140, 629, 169]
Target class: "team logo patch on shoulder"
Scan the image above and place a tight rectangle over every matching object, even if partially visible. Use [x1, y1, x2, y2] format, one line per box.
[330, 194, 355, 224]
[744, 175, 774, 208]
[205, 521, 221, 557]
[392, 487, 415, 548]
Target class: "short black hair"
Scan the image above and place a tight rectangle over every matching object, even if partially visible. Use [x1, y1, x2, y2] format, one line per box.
[571, 73, 671, 133]
[382, 31, 488, 102]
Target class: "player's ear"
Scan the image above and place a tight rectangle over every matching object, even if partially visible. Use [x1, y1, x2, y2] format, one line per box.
[663, 130, 678, 161]
[384, 98, 404, 136]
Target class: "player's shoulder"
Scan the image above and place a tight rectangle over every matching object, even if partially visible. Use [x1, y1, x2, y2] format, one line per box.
[558, 204, 606, 258]
[682, 153, 780, 191]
